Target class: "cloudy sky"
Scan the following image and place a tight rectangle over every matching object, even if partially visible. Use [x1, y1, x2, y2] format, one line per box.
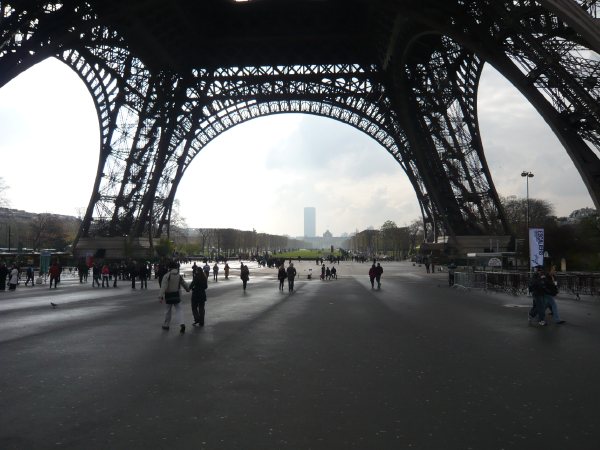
[0, 57, 595, 237]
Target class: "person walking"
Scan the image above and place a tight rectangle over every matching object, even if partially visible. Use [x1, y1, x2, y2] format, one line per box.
[82, 261, 89, 282]
[110, 262, 119, 287]
[92, 263, 101, 287]
[49, 262, 61, 289]
[331, 266, 337, 279]
[213, 262, 219, 282]
[139, 262, 148, 289]
[128, 260, 138, 289]
[528, 266, 548, 326]
[375, 262, 383, 289]
[24, 265, 35, 287]
[0, 262, 8, 291]
[447, 260, 457, 286]
[544, 267, 566, 325]
[8, 265, 19, 291]
[286, 263, 297, 292]
[224, 262, 230, 279]
[101, 263, 110, 288]
[240, 264, 250, 291]
[189, 269, 208, 326]
[158, 261, 190, 333]
[321, 264, 326, 280]
[156, 262, 168, 288]
[277, 264, 287, 291]
[368, 263, 376, 289]
[77, 259, 88, 283]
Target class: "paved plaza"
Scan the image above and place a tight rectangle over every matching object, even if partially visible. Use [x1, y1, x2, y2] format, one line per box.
[1, 261, 600, 449]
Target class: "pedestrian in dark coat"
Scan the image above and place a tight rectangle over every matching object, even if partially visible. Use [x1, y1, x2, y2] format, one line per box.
[128, 260, 138, 289]
[156, 263, 168, 287]
[25, 265, 34, 287]
[375, 262, 383, 289]
[528, 267, 548, 326]
[92, 263, 101, 287]
[448, 261, 457, 286]
[110, 263, 119, 287]
[189, 270, 208, 326]
[277, 265, 287, 291]
[240, 264, 250, 291]
[0, 263, 7, 290]
[368, 264, 376, 289]
[286, 263, 297, 292]
[139, 262, 149, 289]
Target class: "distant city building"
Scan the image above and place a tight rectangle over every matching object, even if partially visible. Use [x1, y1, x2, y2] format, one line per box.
[304, 207, 316, 237]
[323, 229, 332, 238]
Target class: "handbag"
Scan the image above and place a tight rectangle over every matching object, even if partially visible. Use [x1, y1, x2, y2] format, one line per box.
[164, 273, 182, 304]
[164, 291, 181, 304]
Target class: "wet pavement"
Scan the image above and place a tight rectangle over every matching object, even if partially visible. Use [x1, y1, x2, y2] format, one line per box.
[1, 261, 600, 449]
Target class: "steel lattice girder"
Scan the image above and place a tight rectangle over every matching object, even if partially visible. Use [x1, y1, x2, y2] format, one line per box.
[1, 0, 599, 245]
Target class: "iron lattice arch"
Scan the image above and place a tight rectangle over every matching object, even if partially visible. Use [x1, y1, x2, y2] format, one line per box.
[1, 0, 599, 246]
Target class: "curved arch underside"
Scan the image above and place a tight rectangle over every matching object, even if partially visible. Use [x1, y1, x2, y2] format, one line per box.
[1, 0, 598, 245]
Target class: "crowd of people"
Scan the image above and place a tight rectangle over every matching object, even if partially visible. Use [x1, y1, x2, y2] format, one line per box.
[2, 256, 568, 331]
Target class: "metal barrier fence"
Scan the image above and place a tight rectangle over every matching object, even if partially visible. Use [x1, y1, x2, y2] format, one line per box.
[454, 271, 600, 298]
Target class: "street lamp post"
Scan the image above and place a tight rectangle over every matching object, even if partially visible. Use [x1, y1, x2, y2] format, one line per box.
[521, 171, 534, 271]
[521, 171, 534, 230]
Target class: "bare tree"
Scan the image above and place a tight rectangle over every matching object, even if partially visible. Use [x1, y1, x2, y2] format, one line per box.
[500, 195, 555, 235]
[29, 214, 67, 250]
[408, 219, 424, 255]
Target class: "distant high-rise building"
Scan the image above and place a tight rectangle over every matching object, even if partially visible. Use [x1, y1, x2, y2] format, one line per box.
[304, 207, 316, 237]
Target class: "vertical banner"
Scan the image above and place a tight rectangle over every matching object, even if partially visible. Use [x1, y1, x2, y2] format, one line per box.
[40, 251, 51, 275]
[529, 228, 544, 270]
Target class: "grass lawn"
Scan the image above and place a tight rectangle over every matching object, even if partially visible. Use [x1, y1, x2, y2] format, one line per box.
[271, 249, 342, 259]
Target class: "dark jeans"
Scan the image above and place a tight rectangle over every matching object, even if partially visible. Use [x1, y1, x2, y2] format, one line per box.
[288, 278, 295, 291]
[529, 295, 546, 321]
[50, 276, 59, 288]
[191, 296, 206, 325]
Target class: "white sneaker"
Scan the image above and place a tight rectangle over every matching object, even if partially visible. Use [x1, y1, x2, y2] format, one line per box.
[538, 320, 547, 326]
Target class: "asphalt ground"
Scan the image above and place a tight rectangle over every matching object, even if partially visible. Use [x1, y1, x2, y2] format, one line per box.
[1, 261, 599, 450]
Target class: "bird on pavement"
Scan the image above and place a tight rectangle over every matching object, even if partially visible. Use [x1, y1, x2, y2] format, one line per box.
[50, 302, 58, 308]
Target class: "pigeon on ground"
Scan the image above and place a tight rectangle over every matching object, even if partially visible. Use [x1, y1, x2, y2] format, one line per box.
[50, 302, 58, 308]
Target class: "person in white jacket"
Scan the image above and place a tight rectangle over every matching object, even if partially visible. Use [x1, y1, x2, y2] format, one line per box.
[158, 261, 190, 333]
[8, 265, 19, 291]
